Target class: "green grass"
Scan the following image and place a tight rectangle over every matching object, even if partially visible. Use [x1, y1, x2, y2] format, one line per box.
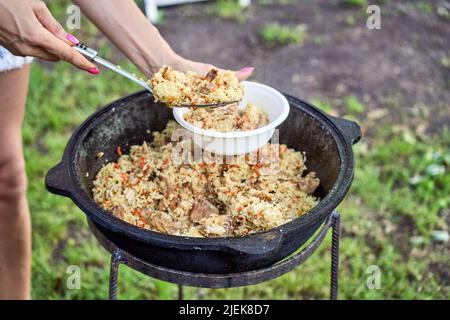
[352, 129, 450, 236]
[398, 1, 435, 15]
[345, 14, 358, 27]
[211, 0, 247, 22]
[344, 95, 365, 114]
[257, 0, 296, 4]
[416, 1, 433, 14]
[437, 3, 450, 20]
[260, 23, 307, 47]
[278, 0, 296, 5]
[311, 98, 333, 113]
[440, 56, 450, 69]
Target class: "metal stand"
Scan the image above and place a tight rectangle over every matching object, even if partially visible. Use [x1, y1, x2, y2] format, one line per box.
[99, 212, 341, 300]
[330, 212, 340, 300]
[108, 250, 124, 300]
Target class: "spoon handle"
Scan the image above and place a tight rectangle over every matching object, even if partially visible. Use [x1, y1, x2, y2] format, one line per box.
[73, 43, 152, 92]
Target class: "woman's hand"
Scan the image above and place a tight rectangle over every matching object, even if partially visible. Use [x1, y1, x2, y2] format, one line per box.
[0, 0, 99, 74]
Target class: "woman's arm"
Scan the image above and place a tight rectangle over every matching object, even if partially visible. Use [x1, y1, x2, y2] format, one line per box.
[73, 0, 176, 76]
[73, 0, 253, 80]
[0, 0, 97, 73]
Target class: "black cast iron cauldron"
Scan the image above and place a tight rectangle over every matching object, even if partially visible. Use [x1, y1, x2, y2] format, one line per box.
[45, 91, 361, 274]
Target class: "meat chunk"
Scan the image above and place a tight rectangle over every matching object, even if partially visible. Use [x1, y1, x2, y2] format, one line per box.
[150, 212, 179, 234]
[190, 198, 219, 223]
[199, 214, 233, 237]
[298, 172, 320, 194]
[205, 69, 218, 81]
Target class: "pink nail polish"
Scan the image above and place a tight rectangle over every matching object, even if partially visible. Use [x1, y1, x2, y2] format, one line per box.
[66, 34, 79, 45]
[87, 68, 100, 75]
[239, 67, 254, 73]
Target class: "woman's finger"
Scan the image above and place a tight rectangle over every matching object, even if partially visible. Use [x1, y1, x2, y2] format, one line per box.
[6, 43, 59, 62]
[172, 58, 215, 77]
[22, 46, 59, 62]
[33, 2, 80, 47]
[235, 67, 254, 81]
[173, 58, 254, 82]
[38, 29, 100, 74]
[167, 57, 254, 82]
[32, 1, 68, 43]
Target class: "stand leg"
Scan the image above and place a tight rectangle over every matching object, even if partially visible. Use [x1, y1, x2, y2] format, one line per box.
[330, 212, 340, 300]
[109, 249, 124, 300]
[178, 285, 184, 300]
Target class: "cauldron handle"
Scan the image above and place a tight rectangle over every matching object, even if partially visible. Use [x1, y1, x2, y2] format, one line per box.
[327, 115, 362, 146]
[45, 160, 72, 198]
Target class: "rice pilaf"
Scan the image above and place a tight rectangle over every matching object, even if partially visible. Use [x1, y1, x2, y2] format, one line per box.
[92, 121, 320, 237]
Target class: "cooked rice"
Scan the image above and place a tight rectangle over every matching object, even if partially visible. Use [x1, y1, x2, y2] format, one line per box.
[92, 121, 320, 237]
[149, 66, 244, 107]
[183, 102, 269, 132]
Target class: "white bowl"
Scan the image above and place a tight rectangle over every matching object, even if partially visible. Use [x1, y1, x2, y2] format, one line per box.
[172, 81, 290, 156]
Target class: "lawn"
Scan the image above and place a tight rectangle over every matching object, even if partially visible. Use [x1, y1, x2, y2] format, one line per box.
[27, 0, 449, 299]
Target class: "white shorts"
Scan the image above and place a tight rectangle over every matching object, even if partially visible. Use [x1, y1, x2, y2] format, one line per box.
[0, 46, 33, 73]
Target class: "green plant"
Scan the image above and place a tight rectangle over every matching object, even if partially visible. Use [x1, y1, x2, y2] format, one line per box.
[345, 14, 357, 27]
[344, 95, 365, 114]
[212, 0, 246, 21]
[437, 3, 450, 20]
[313, 36, 325, 46]
[257, 0, 295, 5]
[344, 0, 367, 8]
[311, 99, 333, 113]
[416, 1, 433, 14]
[155, 10, 166, 25]
[260, 23, 307, 46]
[440, 56, 450, 69]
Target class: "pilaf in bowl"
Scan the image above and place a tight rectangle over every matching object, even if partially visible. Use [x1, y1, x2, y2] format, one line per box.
[183, 102, 269, 132]
[173, 81, 290, 156]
